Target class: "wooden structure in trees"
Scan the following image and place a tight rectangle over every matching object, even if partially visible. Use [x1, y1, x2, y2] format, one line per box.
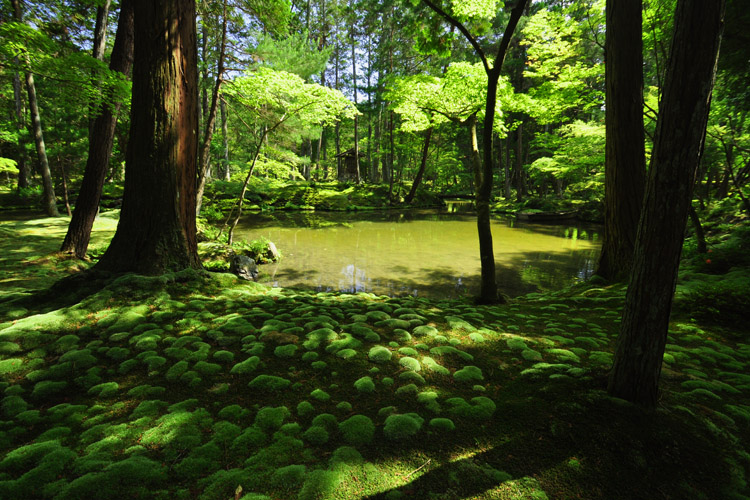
[335, 147, 365, 181]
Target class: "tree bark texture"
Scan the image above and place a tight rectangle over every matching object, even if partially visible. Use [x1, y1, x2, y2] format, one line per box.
[596, 0, 646, 282]
[62, 0, 134, 258]
[96, 0, 200, 274]
[608, 0, 725, 408]
[404, 127, 432, 204]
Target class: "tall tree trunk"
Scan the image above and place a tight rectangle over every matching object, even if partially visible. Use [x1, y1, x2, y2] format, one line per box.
[404, 127, 432, 204]
[61, 0, 135, 258]
[351, 18, 361, 183]
[13, 0, 57, 216]
[25, 71, 58, 216]
[220, 97, 230, 181]
[96, 0, 200, 274]
[688, 204, 707, 254]
[596, 0, 647, 282]
[514, 122, 525, 202]
[90, 0, 112, 134]
[608, 0, 725, 408]
[12, 67, 29, 190]
[196, 0, 228, 215]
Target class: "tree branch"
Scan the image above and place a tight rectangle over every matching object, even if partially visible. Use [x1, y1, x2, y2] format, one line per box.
[420, 0, 489, 73]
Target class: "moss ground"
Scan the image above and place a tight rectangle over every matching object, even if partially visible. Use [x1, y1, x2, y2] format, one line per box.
[0, 215, 748, 500]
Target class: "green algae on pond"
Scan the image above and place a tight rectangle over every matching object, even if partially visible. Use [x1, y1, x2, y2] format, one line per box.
[234, 210, 600, 299]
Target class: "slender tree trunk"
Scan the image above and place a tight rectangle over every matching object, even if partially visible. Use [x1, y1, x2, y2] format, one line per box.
[12, 0, 57, 215]
[196, 0, 228, 215]
[12, 68, 29, 190]
[596, 0, 647, 282]
[25, 72, 58, 216]
[688, 204, 707, 254]
[404, 128, 432, 204]
[96, 0, 201, 274]
[351, 21, 361, 183]
[515, 122, 525, 202]
[90, 0, 111, 134]
[220, 97, 230, 181]
[61, 0, 135, 257]
[608, 0, 725, 408]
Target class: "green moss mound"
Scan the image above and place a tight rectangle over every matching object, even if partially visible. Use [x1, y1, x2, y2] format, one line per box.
[338, 415, 375, 446]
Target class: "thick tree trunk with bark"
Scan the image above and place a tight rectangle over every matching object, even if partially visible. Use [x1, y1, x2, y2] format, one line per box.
[608, 0, 725, 408]
[404, 127, 432, 204]
[62, 0, 134, 258]
[596, 0, 646, 282]
[96, 0, 200, 274]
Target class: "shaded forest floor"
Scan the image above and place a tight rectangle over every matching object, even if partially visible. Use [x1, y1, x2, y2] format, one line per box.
[0, 214, 749, 500]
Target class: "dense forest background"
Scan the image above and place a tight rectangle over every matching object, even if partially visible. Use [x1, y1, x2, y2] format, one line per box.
[1, 0, 747, 218]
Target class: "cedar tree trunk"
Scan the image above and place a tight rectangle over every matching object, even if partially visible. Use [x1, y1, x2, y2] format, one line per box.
[96, 0, 201, 274]
[596, 0, 646, 282]
[608, 0, 725, 408]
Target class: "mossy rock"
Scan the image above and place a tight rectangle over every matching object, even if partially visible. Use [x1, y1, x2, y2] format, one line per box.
[521, 349, 543, 362]
[399, 371, 426, 385]
[311, 413, 338, 432]
[31, 380, 68, 400]
[212, 350, 235, 364]
[395, 383, 419, 397]
[271, 464, 307, 489]
[0, 358, 24, 376]
[506, 338, 527, 351]
[422, 356, 450, 376]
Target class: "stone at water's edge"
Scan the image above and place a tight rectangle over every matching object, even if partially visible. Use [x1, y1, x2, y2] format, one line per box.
[230, 254, 259, 281]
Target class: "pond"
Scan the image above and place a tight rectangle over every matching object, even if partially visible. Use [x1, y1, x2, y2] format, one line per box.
[235, 210, 600, 300]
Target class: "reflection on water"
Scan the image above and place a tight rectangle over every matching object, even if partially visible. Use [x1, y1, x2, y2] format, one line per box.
[234, 210, 601, 299]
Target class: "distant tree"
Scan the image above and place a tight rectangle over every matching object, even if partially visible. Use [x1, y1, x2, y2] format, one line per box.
[61, 0, 134, 258]
[596, 0, 646, 282]
[96, 0, 201, 274]
[608, 0, 726, 408]
[417, 0, 529, 304]
[11, 0, 58, 216]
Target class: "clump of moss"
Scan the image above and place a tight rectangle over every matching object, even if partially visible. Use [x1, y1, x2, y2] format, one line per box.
[445, 396, 496, 420]
[274, 344, 298, 359]
[230, 356, 260, 375]
[354, 376, 375, 393]
[248, 375, 291, 391]
[399, 371, 425, 385]
[383, 413, 424, 440]
[413, 325, 438, 337]
[453, 365, 484, 383]
[297, 400, 315, 418]
[338, 415, 375, 446]
[428, 417, 455, 432]
[429, 346, 473, 361]
[368, 346, 392, 363]
[212, 350, 235, 363]
[302, 425, 329, 445]
[398, 356, 421, 372]
[31, 380, 68, 400]
[422, 356, 449, 376]
[254, 406, 290, 431]
[271, 464, 306, 489]
[311, 413, 338, 431]
[310, 389, 330, 402]
[336, 401, 353, 412]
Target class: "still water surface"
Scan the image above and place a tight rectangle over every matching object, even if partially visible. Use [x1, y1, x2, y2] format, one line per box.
[234, 210, 600, 299]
